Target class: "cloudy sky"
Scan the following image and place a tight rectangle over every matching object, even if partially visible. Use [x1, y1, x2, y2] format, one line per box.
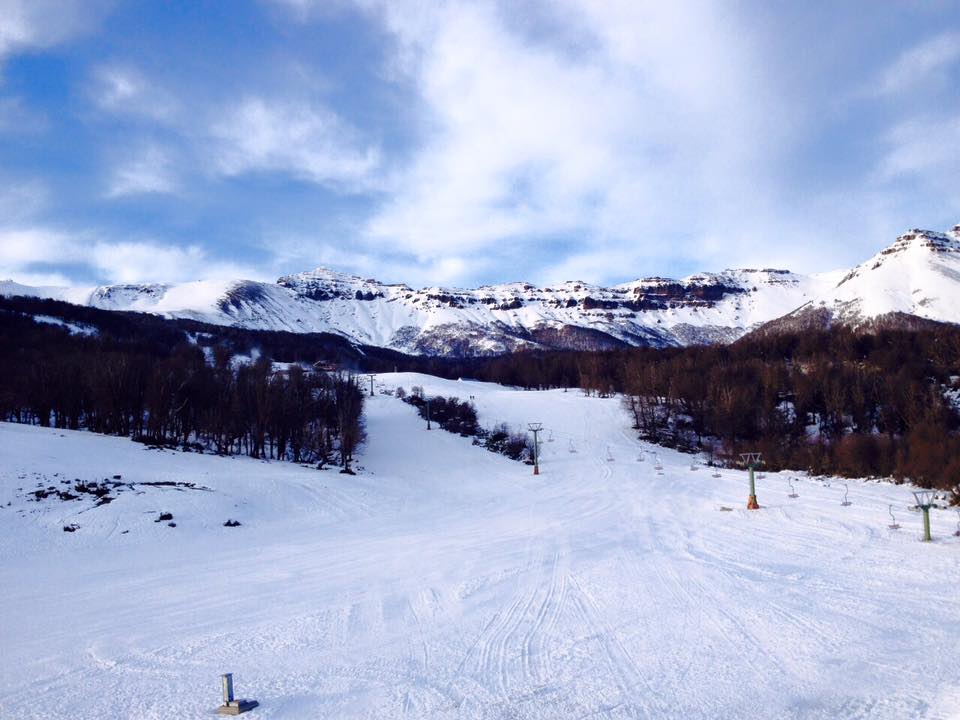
[1, 0, 959, 288]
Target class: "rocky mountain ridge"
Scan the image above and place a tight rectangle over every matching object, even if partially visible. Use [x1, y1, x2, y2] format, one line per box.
[4, 224, 959, 356]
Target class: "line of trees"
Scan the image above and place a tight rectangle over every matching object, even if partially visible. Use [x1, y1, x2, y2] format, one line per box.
[397, 386, 531, 462]
[1, 311, 365, 470]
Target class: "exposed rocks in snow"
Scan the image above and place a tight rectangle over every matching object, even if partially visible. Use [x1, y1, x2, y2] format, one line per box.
[4, 223, 960, 356]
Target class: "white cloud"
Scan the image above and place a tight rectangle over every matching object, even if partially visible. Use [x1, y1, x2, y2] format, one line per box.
[87, 63, 383, 198]
[89, 64, 179, 121]
[259, 0, 960, 286]
[881, 115, 960, 179]
[0, 179, 48, 221]
[0, 225, 267, 285]
[209, 97, 380, 190]
[876, 114, 960, 217]
[105, 144, 179, 198]
[0, 0, 107, 67]
[876, 32, 960, 96]
[336, 0, 795, 281]
[86, 241, 256, 284]
[0, 227, 76, 268]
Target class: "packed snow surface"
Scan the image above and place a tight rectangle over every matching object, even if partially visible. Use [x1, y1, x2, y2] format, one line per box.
[2, 374, 959, 719]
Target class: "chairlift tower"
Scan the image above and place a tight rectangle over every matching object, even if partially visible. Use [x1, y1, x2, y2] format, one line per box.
[739, 452, 762, 510]
[528, 423, 543, 475]
[365, 373, 376, 397]
[913, 490, 936, 542]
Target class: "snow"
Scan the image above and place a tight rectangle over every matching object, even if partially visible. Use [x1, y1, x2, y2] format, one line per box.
[801, 228, 960, 325]
[31, 314, 98, 336]
[6, 224, 960, 354]
[2, 373, 959, 718]
[2, 265, 849, 354]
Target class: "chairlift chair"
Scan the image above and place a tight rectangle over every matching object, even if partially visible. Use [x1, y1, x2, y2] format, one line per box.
[787, 477, 799, 499]
[840, 483, 852, 506]
[888, 505, 900, 530]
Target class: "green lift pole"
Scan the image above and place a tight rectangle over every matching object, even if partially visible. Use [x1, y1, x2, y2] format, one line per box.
[913, 490, 935, 542]
[740, 452, 762, 510]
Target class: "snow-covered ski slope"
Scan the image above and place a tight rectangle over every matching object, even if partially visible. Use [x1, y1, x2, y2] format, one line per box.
[2, 373, 959, 719]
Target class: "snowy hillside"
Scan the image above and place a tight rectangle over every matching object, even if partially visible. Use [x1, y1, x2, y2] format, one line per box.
[2, 374, 959, 718]
[9, 224, 960, 356]
[763, 225, 960, 333]
[1, 268, 839, 356]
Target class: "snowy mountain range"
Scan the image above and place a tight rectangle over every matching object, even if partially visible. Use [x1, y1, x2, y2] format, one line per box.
[4, 224, 960, 356]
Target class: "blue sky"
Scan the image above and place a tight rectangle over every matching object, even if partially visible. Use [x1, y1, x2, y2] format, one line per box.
[1, 0, 959, 288]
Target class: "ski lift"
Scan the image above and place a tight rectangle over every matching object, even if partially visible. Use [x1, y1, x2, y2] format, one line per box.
[840, 483, 851, 506]
[954, 508, 960, 537]
[568, 439, 577, 454]
[711, 467, 721, 478]
[654, 455, 663, 472]
[547, 429, 554, 443]
[606, 445, 615, 462]
[888, 505, 900, 530]
[914, 490, 936, 542]
[636, 451, 645, 462]
[787, 477, 799, 499]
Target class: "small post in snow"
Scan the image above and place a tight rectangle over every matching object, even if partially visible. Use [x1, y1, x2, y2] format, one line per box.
[366, 373, 376, 397]
[913, 490, 936, 542]
[222, 674, 233, 705]
[528, 423, 543, 475]
[426, 398, 431, 430]
[217, 673, 258, 715]
[739, 453, 762, 510]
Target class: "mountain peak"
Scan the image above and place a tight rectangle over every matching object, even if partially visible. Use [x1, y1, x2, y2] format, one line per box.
[889, 227, 960, 257]
[6, 223, 960, 356]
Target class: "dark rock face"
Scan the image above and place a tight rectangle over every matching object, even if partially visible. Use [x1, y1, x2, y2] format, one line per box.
[623, 280, 749, 311]
[528, 325, 628, 352]
[217, 281, 269, 313]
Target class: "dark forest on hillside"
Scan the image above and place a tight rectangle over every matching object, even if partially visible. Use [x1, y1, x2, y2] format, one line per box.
[3, 295, 959, 491]
[0, 301, 366, 470]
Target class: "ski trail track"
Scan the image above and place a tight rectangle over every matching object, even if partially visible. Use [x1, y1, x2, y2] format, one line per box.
[2, 373, 960, 719]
